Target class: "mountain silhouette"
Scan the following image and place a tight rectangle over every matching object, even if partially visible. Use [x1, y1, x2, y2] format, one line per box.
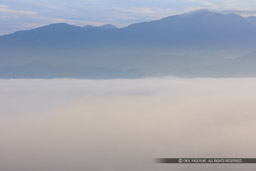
[1, 10, 256, 78]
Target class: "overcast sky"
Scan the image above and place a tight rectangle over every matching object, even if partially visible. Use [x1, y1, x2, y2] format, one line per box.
[1, 0, 256, 35]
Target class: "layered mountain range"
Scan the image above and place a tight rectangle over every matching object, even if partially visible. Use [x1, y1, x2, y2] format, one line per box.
[1, 10, 256, 78]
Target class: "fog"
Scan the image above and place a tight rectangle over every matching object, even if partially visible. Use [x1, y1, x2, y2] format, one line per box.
[1, 78, 256, 171]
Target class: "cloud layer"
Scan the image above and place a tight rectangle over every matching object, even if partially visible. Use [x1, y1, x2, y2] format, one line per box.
[1, 78, 256, 171]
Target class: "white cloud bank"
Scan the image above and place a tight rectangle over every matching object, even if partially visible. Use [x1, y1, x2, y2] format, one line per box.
[0, 78, 256, 171]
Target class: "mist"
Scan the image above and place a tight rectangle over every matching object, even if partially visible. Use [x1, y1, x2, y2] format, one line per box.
[1, 78, 256, 171]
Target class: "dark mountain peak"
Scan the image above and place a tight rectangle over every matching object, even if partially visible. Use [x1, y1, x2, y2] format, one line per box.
[181, 9, 243, 20]
[170, 9, 247, 27]
[83, 25, 94, 29]
[152, 9, 242, 23]
[83, 24, 117, 29]
[190, 9, 216, 14]
[2, 22, 84, 40]
[42, 23, 82, 30]
[126, 9, 248, 32]
[23, 23, 84, 35]
[182, 9, 220, 17]
[98, 24, 117, 29]
[48, 23, 71, 26]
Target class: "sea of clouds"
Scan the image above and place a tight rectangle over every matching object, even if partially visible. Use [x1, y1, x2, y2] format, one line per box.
[1, 78, 256, 171]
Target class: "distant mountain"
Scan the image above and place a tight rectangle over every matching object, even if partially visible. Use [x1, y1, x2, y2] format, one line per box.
[2, 10, 256, 47]
[83, 24, 117, 29]
[1, 10, 256, 78]
[246, 16, 256, 26]
[83, 25, 94, 29]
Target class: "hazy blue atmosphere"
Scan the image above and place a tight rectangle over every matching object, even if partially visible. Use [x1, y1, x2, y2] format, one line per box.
[1, 10, 256, 78]
[1, 0, 256, 35]
[1, 1, 256, 171]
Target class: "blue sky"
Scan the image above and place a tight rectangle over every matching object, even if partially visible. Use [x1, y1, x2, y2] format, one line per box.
[0, 0, 256, 35]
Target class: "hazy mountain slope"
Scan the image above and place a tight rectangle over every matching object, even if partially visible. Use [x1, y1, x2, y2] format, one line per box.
[2, 10, 256, 47]
[1, 10, 256, 78]
[246, 16, 256, 26]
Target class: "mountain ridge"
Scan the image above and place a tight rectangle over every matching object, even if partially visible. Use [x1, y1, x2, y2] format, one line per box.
[1, 10, 256, 78]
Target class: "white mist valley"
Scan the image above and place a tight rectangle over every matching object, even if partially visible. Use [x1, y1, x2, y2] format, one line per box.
[1, 78, 256, 171]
